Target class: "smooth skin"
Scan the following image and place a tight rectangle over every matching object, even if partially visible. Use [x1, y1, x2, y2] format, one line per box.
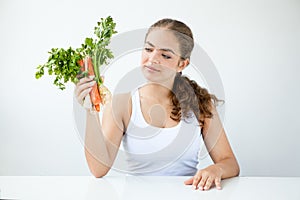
[75, 29, 239, 190]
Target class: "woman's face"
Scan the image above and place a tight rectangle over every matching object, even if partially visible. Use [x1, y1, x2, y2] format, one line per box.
[141, 29, 185, 85]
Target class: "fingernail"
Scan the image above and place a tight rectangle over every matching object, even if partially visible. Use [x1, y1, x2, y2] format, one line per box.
[192, 185, 196, 190]
[89, 75, 95, 79]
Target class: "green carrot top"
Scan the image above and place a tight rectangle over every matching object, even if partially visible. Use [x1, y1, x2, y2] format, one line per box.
[35, 16, 117, 90]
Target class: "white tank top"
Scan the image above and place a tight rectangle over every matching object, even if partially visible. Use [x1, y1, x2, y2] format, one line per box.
[121, 88, 203, 176]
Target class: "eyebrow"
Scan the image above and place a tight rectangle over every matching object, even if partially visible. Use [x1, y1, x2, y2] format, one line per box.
[145, 41, 176, 55]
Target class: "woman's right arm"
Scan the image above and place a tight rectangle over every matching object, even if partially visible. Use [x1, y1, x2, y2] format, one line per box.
[75, 77, 126, 177]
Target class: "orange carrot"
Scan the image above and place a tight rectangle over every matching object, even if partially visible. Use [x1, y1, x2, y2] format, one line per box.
[78, 59, 84, 72]
[78, 57, 102, 112]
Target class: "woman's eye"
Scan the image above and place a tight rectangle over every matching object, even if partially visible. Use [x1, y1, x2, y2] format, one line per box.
[162, 54, 171, 59]
[144, 47, 152, 52]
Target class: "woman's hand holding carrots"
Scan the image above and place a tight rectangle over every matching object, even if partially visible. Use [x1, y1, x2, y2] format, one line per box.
[75, 76, 96, 110]
[77, 57, 102, 112]
[75, 73, 111, 111]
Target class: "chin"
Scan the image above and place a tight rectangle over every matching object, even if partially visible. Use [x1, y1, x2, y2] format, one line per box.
[142, 71, 160, 83]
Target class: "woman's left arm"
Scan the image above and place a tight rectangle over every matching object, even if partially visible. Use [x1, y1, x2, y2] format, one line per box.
[184, 107, 240, 190]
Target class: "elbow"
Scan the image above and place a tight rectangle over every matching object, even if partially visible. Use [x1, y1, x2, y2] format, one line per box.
[234, 160, 240, 177]
[228, 156, 240, 177]
[90, 168, 109, 178]
[234, 167, 240, 177]
[223, 157, 240, 178]
[93, 173, 106, 178]
[91, 171, 108, 178]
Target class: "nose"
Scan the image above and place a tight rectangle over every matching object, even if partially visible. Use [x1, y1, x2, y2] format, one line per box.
[148, 49, 160, 64]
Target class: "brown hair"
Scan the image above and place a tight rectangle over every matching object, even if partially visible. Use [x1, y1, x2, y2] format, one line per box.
[146, 18, 222, 127]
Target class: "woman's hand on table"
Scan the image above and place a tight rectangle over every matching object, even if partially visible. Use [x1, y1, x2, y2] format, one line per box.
[184, 164, 223, 191]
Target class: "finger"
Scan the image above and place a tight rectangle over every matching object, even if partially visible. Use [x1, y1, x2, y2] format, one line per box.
[78, 87, 92, 104]
[184, 177, 193, 185]
[203, 176, 214, 190]
[76, 81, 95, 104]
[77, 76, 95, 86]
[215, 177, 222, 190]
[75, 80, 95, 97]
[192, 174, 202, 190]
[197, 175, 208, 190]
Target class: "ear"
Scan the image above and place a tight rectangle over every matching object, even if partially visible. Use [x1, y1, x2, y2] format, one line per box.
[178, 59, 189, 72]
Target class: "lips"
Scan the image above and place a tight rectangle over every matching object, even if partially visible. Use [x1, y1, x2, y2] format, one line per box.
[144, 65, 160, 72]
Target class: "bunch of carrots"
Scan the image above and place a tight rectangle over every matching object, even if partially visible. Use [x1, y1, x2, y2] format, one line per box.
[35, 16, 117, 112]
[78, 57, 102, 112]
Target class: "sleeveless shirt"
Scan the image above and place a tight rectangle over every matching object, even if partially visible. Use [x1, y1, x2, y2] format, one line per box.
[120, 88, 203, 176]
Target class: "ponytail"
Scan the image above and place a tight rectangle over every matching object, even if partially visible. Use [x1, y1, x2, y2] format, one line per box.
[170, 73, 222, 127]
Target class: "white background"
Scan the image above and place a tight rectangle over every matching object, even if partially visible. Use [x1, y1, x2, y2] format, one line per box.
[0, 0, 299, 176]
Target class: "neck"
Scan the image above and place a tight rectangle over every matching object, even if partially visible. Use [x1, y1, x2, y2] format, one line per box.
[139, 82, 173, 103]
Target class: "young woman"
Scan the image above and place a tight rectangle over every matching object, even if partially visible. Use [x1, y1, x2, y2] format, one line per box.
[75, 18, 240, 190]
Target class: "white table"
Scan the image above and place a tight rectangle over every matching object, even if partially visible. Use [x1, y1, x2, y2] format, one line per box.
[0, 176, 299, 200]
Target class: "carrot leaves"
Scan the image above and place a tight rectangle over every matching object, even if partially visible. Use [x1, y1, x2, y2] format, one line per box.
[35, 16, 117, 90]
